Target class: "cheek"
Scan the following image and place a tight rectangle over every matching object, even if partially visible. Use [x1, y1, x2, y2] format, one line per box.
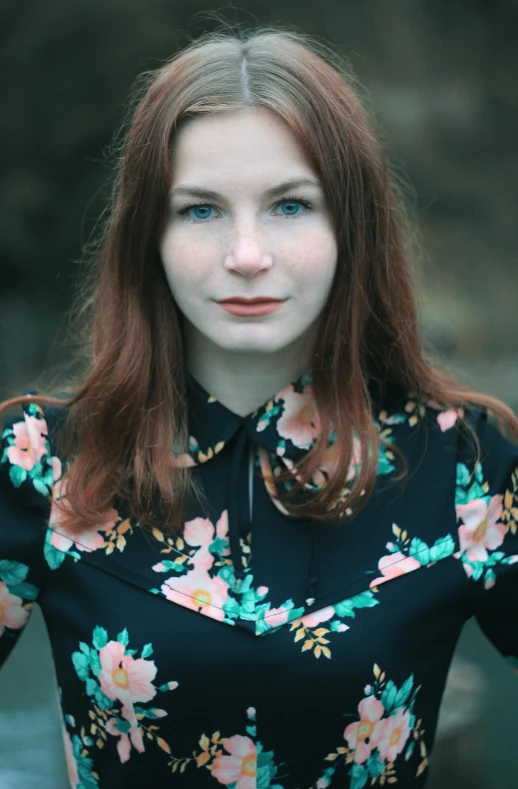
[160, 228, 213, 285]
[294, 231, 337, 287]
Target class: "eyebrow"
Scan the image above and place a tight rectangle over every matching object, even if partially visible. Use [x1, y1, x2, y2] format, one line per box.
[169, 177, 323, 201]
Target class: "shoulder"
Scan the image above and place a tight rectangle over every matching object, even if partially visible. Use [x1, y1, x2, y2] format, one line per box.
[1, 394, 68, 508]
[452, 402, 518, 497]
[379, 389, 518, 492]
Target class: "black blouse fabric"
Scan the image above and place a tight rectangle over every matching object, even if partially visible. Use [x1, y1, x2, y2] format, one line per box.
[1, 372, 517, 789]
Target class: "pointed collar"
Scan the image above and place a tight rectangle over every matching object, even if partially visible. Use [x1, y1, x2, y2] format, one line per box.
[177, 371, 400, 469]
[181, 370, 331, 467]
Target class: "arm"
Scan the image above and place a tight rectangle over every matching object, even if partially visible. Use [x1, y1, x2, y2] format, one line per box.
[0, 401, 60, 668]
[455, 406, 518, 671]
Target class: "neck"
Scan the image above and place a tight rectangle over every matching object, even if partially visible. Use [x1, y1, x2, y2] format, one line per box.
[185, 333, 314, 418]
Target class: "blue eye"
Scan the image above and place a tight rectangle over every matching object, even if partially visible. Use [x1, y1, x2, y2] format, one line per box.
[178, 197, 313, 224]
[182, 204, 218, 222]
[273, 198, 313, 218]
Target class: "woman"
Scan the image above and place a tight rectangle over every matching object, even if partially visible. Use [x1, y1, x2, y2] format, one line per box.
[1, 24, 517, 789]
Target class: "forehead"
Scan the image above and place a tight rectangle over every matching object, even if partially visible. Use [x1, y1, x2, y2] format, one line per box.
[171, 108, 313, 182]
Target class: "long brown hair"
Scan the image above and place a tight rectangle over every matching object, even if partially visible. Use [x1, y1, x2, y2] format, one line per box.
[2, 23, 517, 536]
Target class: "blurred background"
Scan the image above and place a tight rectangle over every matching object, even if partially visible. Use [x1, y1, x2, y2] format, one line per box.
[0, 1, 517, 787]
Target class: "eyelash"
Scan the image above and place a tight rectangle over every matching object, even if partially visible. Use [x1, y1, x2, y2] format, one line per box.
[177, 196, 314, 224]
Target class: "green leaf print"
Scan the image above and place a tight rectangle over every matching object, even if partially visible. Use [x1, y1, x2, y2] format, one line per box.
[256, 741, 282, 788]
[334, 590, 378, 618]
[156, 559, 187, 573]
[111, 717, 132, 734]
[223, 596, 241, 620]
[92, 625, 108, 650]
[33, 477, 50, 496]
[72, 651, 90, 681]
[377, 450, 396, 476]
[0, 559, 29, 587]
[92, 683, 112, 711]
[394, 674, 414, 707]
[208, 536, 229, 556]
[28, 458, 44, 478]
[88, 649, 101, 677]
[429, 535, 455, 562]
[9, 580, 38, 600]
[217, 564, 235, 584]
[409, 537, 431, 566]
[350, 762, 368, 789]
[71, 734, 100, 789]
[240, 589, 258, 617]
[366, 751, 385, 779]
[468, 561, 484, 582]
[85, 677, 99, 697]
[405, 738, 416, 761]
[9, 464, 27, 488]
[380, 679, 398, 712]
[133, 705, 164, 720]
[237, 573, 254, 594]
[43, 538, 67, 570]
[455, 462, 487, 505]
[141, 642, 153, 658]
[116, 627, 129, 646]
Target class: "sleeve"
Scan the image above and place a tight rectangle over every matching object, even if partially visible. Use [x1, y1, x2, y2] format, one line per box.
[0, 399, 62, 669]
[455, 404, 518, 674]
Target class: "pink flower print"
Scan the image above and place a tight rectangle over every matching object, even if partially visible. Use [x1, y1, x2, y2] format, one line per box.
[106, 715, 146, 764]
[335, 622, 349, 632]
[300, 605, 335, 629]
[99, 640, 160, 761]
[344, 696, 385, 764]
[51, 455, 62, 482]
[172, 452, 197, 468]
[0, 582, 29, 635]
[369, 552, 421, 588]
[6, 416, 48, 470]
[99, 640, 157, 706]
[456, 494, 506, 563]
[211, 734, 257, 788]
[263, 605, 290, 629]
[347, 437, 362, 481]
[376, 707, 411, 763]
[276, 386, 320, 449]
[312, 436, 361, 487]
[183, 511, 229, 571]
[49, 478, 117, 553]
[161, 569, 229, 621]
[437, 408, 464, 432]
[61, 725, 79, 787]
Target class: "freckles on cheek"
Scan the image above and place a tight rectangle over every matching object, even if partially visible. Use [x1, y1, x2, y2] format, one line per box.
[160, 232, 213, 281]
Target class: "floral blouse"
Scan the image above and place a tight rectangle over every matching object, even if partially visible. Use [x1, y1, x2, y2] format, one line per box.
[1, 372, 517, 789]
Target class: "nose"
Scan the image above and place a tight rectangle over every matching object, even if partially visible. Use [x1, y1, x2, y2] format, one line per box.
[223, 225, 273, 278]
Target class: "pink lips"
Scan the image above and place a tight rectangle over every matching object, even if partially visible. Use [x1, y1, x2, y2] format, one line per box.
[218, 300, 285, 317]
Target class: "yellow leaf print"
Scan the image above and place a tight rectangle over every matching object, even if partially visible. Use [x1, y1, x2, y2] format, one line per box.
[157, 737, 171, 754]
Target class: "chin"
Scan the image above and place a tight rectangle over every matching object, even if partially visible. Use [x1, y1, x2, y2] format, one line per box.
[216, 336, 289, 354]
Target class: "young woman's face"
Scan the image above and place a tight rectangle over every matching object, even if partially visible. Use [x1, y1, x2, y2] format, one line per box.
[160, 107, 338, 366]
